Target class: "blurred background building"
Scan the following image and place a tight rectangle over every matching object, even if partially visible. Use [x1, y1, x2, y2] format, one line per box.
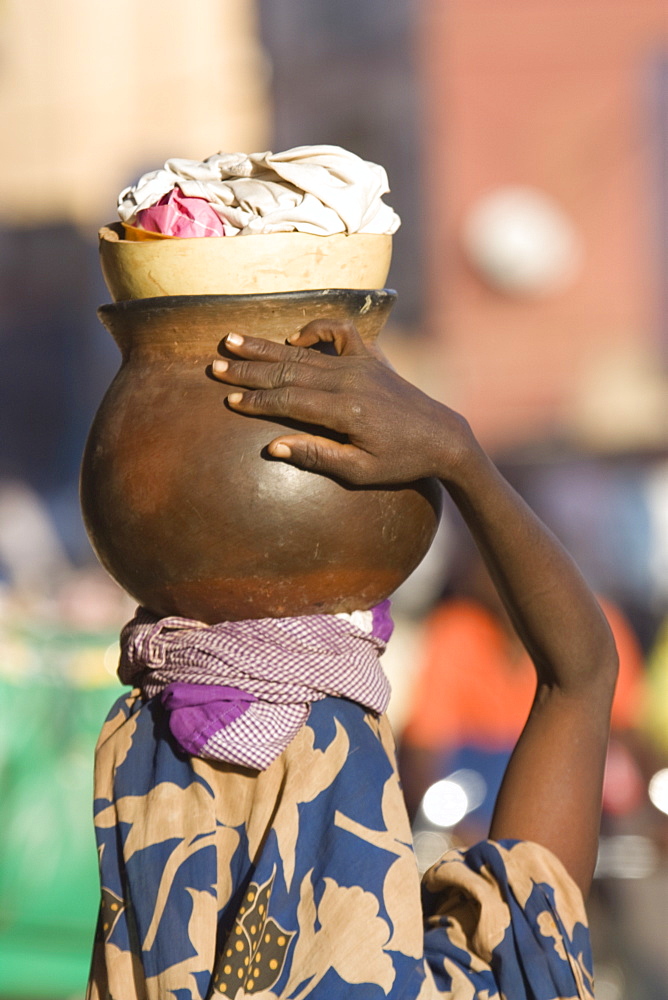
[0, 1, 667, 998]
[422, 0, 668, 450]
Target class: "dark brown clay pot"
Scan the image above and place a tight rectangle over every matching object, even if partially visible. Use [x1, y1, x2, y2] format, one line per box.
[81, 290, 442, 622]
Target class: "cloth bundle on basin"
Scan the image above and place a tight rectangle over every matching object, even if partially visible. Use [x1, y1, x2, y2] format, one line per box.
[118, 144, 401, 238]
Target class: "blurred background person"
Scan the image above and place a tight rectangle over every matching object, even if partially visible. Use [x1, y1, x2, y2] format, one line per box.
[397, 530, 646, 832]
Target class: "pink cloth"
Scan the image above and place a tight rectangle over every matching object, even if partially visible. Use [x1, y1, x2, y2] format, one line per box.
[134, 188, 226, 237]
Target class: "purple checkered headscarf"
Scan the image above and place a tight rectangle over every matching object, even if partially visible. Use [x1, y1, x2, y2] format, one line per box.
[119, 603, 393, 770]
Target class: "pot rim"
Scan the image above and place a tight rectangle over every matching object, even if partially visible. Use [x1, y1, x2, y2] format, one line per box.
[98, 287, 398, 318]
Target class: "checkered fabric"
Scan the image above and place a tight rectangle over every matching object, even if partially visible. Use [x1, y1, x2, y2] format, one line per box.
[118, 605, 392, 770]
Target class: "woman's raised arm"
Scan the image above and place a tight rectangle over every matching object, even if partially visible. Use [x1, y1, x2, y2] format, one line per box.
[211, 319, 618, 895]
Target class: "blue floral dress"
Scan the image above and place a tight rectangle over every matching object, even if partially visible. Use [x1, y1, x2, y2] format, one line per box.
[87, 692, 595, 1000]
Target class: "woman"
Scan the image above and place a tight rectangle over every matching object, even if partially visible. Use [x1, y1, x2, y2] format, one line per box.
[88, 319, 617, 1000]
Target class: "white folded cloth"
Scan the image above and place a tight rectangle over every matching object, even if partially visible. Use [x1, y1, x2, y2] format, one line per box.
[117, 145, 400, 236]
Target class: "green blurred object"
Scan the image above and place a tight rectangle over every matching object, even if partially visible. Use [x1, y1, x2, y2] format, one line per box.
[0, 623, 119, 999]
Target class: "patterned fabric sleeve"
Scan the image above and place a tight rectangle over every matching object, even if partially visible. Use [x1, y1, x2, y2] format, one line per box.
[421, 839, 595, 1000]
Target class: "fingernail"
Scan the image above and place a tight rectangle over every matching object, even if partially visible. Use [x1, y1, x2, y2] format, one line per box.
[271, 442, 292, 458]
[212, 359, 228, 373]
[287, 332, 300, 343]
[226, 333, 244, 346]
[227, 392, 243, 405]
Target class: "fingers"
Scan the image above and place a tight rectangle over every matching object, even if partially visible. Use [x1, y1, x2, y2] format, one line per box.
[220, 332, 327, 366]
[211, 323, 370, 397]
[212, 355, 338, 393]
[266, 433, 375, 483]
[226, 384, 355, 434]
[209, 323, 384, 482]
[211, 333, 334, 395]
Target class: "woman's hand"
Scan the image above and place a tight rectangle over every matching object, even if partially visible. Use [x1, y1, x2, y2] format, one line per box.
[211, 319, 475, 486]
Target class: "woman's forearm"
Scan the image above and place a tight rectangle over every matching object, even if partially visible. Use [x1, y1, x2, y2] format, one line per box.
[439, 438, 618, 695]
[439, 444, 618, 892]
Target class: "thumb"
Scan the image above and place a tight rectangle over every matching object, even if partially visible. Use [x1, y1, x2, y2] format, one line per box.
[291, 319, 368, 357]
